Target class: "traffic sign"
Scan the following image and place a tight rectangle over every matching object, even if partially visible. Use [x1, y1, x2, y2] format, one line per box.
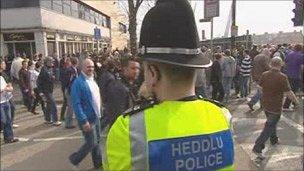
[94, 27, 101, 40]
[204, 0, 220, 19]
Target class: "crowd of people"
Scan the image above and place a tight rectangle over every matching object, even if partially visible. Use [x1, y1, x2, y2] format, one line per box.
[197, 43, 303, 109]
[0, 48, 142, 141]
[0, 41, 303, 168]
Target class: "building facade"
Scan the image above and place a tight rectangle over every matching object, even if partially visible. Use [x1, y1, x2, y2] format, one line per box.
[0, 0, 128, 59]
[252, 30, 303, 45]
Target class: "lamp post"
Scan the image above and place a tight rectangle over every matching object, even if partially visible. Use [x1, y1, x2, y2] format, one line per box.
[199, 18, 214, 53]
[231, 0, 236, 50]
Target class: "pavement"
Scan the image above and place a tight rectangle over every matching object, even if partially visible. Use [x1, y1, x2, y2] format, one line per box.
[1, 84, 303, 171]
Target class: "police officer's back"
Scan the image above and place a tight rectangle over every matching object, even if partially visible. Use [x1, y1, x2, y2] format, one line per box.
[103, 0, 234, 170]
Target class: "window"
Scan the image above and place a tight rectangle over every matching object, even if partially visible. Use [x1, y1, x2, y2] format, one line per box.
[52, 0, 63, 13]
[84, 7, 90, 21]
[62, 0, 71, 15]
[78, 4, 85, 19]
[40, 0, 52, 9]
[1, 0, 40, 9]
[99, 14, 104, 27]
[119, 23, 127, 33]
[71, 1, 78, 18]
[90, 10, 95, 23]
[106, 17, 111, 28]
[94, 12, 99, 25]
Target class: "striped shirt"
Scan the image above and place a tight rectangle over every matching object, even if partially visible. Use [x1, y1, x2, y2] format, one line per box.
[240, 55, 252, 76]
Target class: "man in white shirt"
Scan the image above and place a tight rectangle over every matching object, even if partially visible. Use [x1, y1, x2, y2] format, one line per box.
[69, 58, 102, 170]
[10, 55, 23, 81]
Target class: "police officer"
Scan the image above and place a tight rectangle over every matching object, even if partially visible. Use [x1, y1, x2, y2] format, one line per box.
[103, 0, 234, 170]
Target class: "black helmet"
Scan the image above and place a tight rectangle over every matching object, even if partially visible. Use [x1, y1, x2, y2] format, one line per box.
[139, 0, 212, 68]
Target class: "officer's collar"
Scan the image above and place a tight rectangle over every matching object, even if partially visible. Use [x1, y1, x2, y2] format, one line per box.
[177, 95, 198, 101]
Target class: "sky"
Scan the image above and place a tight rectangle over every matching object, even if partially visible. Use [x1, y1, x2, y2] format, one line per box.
[137, 0, 303, 40]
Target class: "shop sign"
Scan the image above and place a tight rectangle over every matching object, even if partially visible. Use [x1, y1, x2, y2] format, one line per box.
[3, 33, 34, 41]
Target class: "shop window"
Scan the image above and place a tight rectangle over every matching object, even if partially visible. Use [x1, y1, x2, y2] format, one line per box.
[47, 42, 56, 57]
[15, 43, 32, 57]
[6, 43, 15, 60]
[59, 42, 65, 57]
[31, 42, 36, 55]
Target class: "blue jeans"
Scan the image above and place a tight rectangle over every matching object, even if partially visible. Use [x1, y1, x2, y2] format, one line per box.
[253, 111, 280, 153]
[69, 119, 102, 168]
[222, 77, 234, 102]
[44, 92, 58, 122]
[240, 75, 250, 97]
[65, 91, 74, 127]
[249, 87, 262, 106]
[20, 88, 32, 111]
[0, 102, 14, 141]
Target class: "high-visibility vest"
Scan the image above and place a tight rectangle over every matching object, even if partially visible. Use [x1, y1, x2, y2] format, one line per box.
[103, 99, 234, 171]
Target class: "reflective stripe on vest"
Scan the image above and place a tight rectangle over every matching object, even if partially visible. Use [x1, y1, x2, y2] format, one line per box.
[129, 111, 148, 170]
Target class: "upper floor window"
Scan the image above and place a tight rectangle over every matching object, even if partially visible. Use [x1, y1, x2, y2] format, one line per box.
[1, 0, 40, 9]
[106, 17, 111, 28]
[40, 0, 52, 9]
[71, 1, 78, 18]
[62, 0, 71, 16]
[119, 23, 127, 33]
[52, 0, 63, 13]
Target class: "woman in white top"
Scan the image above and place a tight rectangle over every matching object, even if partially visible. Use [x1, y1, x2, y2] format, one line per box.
[0, 59, 18, 143]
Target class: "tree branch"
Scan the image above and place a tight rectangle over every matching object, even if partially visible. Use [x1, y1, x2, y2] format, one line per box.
[135, 0, 144, 12]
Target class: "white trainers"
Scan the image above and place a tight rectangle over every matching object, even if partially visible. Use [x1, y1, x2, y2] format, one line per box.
[71, 164, 79, 171]
[53, 121, 62, 126]
[13, 124, 19, 128]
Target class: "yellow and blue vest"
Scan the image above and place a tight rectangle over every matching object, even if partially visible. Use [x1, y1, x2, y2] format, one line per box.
[103, 99, 234, 171]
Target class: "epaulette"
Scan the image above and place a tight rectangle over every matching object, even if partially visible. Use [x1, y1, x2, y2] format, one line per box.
[198, 96, 226, 108]
[123, 100, 158, 117]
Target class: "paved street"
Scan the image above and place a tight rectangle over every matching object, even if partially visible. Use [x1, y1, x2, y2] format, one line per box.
[1, 84, 303, 171]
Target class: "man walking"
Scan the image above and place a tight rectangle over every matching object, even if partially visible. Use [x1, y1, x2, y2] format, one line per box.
[283, 44, 304, 110]
[101, 57, 140, 129]
[252, 57, 299, 158]
[18, 60, 32, 111]
[240, 49, 252, 98]
[63, 57, 79, 129]
[37, 57, 61, 126]
[70, 58, 102, 170]
[222, 49, 236, 103]
[247, 48, 271, 110]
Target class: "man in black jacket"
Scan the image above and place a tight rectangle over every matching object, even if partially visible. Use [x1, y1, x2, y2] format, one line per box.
[37, 57, 61, 126]
[99, 58, 140, 130]
[210, 53, 224, 102]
